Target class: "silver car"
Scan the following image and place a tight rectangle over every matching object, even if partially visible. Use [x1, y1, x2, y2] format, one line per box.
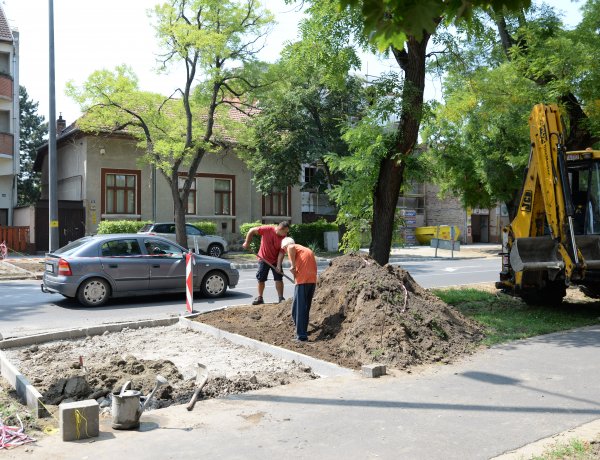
[138, 223, 228, 257]
[41, 234, 239, 307]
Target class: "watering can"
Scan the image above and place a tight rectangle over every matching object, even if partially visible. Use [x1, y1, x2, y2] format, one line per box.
[111, 375, 168, 430]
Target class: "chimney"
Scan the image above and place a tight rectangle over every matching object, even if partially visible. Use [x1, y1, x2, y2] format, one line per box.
[56, 113, 66, 134]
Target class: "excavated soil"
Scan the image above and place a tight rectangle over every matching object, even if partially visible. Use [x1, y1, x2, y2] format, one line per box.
[3, 326, 317, 412]
[197, 253, 485, 370]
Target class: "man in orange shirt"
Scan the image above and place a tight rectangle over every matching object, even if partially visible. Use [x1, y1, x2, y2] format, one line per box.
[279, 237, 317, 342]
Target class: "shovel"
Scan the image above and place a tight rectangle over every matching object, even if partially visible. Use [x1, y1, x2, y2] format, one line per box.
[186, 363, 209, 411]
[257, 256, 295, 283]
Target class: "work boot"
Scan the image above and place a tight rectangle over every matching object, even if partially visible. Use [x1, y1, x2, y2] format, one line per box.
[252, 296, 264, 305]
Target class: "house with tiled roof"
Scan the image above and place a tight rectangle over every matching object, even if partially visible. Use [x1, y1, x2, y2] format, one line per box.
[32, 109, 302, 251]
[0, 5, 19, 226]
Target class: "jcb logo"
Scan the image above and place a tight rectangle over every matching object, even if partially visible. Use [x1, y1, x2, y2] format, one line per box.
[521, 190, 533, 212]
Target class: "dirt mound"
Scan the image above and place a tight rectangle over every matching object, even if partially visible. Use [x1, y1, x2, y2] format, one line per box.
[198, 253, 484, 370]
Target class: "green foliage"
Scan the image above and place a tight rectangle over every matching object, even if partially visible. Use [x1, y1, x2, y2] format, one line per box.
[96, 220, 151, 234]
[336, 0, 531, 49]
[18, 86, 47, 206]
[189, 221, 217, 235]
[240, 0, 366, 195]
[422, 3, 600, 213]
[289, 220, 338, 250]
[326, 74, 402, 252]
[67, 0, 274, 246]
[239, 221, 263, 254]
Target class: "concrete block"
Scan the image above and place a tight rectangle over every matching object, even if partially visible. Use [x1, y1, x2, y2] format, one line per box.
[59, 400, 100, 441]
[361, 364, 386, 378]
[0, 350, 43, 417]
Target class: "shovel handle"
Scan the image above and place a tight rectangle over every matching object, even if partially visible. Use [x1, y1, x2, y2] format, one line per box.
[186, 387, 202, 411]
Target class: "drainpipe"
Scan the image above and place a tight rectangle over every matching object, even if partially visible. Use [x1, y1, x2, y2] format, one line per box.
[152, 166, 156, 221]
[10, 31, 19, 225]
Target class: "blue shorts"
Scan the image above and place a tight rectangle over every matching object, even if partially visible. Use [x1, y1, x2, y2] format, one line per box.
[256, 260, 283, 282]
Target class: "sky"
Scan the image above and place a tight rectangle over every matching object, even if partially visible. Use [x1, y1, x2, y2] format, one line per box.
[1, 0, 585, 127]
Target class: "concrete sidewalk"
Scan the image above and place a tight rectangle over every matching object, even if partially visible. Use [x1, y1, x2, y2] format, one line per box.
[7, 325, 600, 459]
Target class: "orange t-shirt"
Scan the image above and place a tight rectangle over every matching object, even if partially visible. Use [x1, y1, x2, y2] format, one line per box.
[292, 244, 317, 284]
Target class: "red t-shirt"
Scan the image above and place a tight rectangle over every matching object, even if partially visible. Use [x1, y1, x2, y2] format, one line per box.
[257, 226, 285, 265]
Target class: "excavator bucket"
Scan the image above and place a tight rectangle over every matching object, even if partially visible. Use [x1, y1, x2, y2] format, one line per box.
[509, 236, 564, 272]
[575, 235, 600, 270]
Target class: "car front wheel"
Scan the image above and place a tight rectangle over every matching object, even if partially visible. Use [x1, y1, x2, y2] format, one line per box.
[77, 278, 110, 307]
[207, 244, 224, 258]
[201, 271, 227, 297]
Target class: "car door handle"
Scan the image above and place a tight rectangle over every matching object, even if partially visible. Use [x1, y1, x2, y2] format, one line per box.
[153, 264, 160, 268]
[108, 264, 118, 268]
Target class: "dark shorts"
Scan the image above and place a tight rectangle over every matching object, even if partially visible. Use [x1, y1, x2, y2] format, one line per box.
[256, 260, 283, 282]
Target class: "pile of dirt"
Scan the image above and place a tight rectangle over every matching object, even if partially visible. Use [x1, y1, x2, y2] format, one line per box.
[197, 253, 485, 370]
[4, 326, 317, 411]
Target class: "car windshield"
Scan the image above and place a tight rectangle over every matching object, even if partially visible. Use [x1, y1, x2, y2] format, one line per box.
[53, 237, 93, 256]
[139, 224, 153, 232]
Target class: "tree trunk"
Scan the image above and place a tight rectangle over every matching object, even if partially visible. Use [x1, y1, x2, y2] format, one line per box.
[170, 175, 188, 248]
[369, 34, 431, 265]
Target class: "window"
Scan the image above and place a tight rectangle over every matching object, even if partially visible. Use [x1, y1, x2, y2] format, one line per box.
[101, 239, 142, 257]
[304, 167, 317, 184]
[178, 177, 197, 215]
[186, 224, 205, 236]
[264, 187, 289, 216]
[214, 179, 232, 215]
[143, 239, 183, 258]
[103, 172, 138, 214]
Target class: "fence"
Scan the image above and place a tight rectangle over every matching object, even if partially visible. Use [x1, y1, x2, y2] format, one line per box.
[0, 226, 30, 253]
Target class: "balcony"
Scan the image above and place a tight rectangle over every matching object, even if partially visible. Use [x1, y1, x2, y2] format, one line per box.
[0, 74, 12, 100]
[0, 132, 13, 157]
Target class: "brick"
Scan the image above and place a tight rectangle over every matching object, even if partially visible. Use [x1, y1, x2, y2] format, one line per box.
[362, 364, 386, 378]
[59, 400, 99, 441]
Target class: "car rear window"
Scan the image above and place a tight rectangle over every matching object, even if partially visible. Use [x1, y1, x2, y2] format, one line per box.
[53, 237, 93, 256]
[153, 224, 175, 233]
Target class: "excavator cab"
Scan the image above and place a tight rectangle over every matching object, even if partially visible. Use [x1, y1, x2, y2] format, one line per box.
[569, 158, 600, 236]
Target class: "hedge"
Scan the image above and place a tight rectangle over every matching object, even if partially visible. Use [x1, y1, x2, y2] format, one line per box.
[97, 220, 151, 234]
[189, 221, 217, 234]
[239, 220, 338, 254]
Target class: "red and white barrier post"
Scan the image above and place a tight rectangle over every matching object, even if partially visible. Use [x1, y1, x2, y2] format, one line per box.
[185, 250, 193, 313]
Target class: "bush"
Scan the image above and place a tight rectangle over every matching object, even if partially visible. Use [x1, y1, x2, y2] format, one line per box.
[289, 220, 338, 251]
[239, 220, 339, 254]
[189, 221, 217, 235]
[97, 220, 151, 234]
[240, 221, 263, 254]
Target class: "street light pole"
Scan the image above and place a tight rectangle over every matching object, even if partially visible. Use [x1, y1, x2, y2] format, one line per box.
[48, 0, 59, 251]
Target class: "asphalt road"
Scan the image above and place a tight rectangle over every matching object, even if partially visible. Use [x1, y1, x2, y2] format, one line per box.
[0, 257, 501, 338]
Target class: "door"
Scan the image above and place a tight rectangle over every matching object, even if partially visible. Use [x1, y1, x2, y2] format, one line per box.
[186, 224, 208, 253]
[100, 238, 149, 292]
[143, 238, 186, 290]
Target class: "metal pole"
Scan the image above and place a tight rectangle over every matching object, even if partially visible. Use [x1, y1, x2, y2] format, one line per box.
[48, 0, 59, 251]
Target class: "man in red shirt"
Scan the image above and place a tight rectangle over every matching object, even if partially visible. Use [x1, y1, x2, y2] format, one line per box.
[279, 237, 317, 342]
[243, 221, 290, 305]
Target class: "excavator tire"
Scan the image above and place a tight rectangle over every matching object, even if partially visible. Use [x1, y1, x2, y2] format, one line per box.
[520, 281, 566, 307]
[579, 284, 600, 299]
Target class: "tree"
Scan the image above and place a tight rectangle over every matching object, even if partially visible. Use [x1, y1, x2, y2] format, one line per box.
[18, 86, 47, 206]
[240, 1, 365, 198]
[324, 0, 528, 264]
[67, 0, 273, 247]
[422, 2, 600, 217]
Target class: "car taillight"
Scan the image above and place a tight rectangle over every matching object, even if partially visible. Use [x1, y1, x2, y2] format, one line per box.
[58, 259, 72, 276]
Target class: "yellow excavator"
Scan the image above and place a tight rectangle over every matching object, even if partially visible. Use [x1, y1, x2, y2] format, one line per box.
[496, 103, 600, 304]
